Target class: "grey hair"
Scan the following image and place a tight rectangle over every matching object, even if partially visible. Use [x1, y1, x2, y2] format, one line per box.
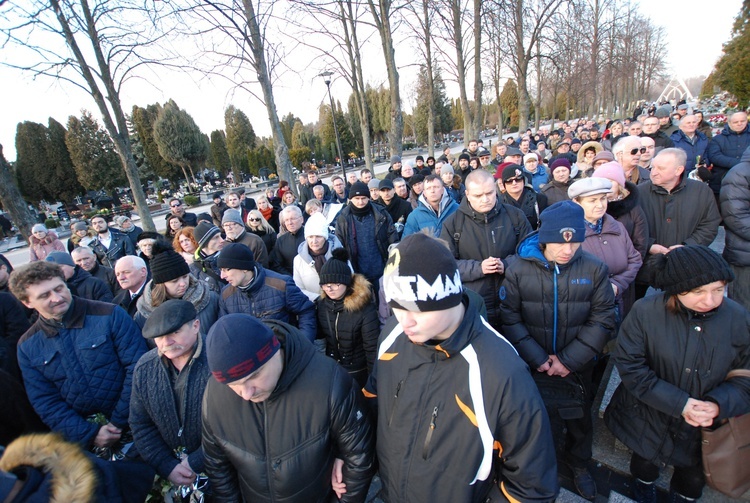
[655, 148, 687, 168]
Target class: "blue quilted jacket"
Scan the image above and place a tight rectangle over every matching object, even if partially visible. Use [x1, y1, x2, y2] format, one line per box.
[218, 266, 317, 342]
[17, 298, 147, 446]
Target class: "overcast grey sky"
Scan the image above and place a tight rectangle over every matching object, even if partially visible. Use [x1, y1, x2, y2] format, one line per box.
[0, 0, 741, 162]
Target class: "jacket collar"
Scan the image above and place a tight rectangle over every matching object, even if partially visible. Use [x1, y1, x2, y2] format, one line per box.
[39, 297, 88, 337]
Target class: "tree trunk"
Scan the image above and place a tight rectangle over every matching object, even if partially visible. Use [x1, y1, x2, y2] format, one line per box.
[242, 0, 295, 188]
[341, 0, 374, 172]
[423, 0, 435, 157]
[0, 145, 38, 240]
[367, 0, 403, 157]
[534, 39, 542, 130]
[449, 0, 473, 146]
[49, 0, 155, 231]
[471, 0, 482, 138]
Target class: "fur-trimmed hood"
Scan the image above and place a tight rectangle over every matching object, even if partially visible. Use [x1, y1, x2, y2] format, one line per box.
[0, 433, 97, 502]
[320, 273, 372, 312]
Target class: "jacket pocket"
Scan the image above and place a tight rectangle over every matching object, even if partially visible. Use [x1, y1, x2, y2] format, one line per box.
[77, 333, 113, 371]
[31, 349, 66, 383]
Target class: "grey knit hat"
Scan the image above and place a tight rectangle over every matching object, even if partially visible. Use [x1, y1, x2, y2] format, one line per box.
[222, 209, 244, 227]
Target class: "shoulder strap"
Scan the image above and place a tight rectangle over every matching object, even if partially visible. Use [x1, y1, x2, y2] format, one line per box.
[726, 369, 750, 380]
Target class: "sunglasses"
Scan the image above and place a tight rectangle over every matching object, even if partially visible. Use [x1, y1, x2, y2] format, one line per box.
[629, 148, 647, 155]
[170, 203, 182, 208]
[248, 218, 261, 222]
[505, 178, 524, 184]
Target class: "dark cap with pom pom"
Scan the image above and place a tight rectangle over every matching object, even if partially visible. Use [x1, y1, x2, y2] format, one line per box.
[150, 241, 190, 285]
[319, 248, 352, 286]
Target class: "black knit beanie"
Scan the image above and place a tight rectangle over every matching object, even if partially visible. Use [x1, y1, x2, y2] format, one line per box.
[653, 245, 734, 295]
[150, 242, 190, 285]
[216, 243, 255, 271]
[319, 248, 353, 286]
[383, 232, 462, 312]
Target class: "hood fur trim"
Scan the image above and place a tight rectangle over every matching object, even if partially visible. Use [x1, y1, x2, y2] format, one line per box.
[320, 273, 372, 312]
[0, 433, 97, 502]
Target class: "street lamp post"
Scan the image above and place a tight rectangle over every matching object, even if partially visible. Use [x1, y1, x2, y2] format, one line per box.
[319, 71, 347, 179]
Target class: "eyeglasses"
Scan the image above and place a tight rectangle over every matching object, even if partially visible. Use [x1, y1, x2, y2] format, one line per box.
[248, 218, 261, 222]
[170, 203, 182, 208]
[505, 178, 524, 184]
[629, 148, 647, 155]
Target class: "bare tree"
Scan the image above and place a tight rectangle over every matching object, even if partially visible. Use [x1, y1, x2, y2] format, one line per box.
[0, 0, 166, 230]
[173, 0, 296, 186]
[493, 0, 566, 133]
[287, 0, 376, 171]
[367, 0, 404, 157]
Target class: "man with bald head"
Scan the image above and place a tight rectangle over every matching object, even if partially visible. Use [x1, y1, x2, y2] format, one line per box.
[669, 115, 710, 175]
[708, 111, 750, 200]
[613, 136, 650, 185]
[440, 169, 531, 328]
[113, 255, 149, 317]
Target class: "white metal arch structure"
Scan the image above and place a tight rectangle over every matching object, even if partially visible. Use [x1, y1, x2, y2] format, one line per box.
[657, 76, 695, 103]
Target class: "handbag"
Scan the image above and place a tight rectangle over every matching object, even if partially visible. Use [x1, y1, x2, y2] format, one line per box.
[701, 368, 750, 498]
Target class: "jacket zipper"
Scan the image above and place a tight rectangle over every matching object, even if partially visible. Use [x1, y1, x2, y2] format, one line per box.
[388, 379, 404, 426]
[334, 312, 341, 360]
[422, 406, 439, 459]
[263, 402, 276, 503]
[552, 263, 559, 354]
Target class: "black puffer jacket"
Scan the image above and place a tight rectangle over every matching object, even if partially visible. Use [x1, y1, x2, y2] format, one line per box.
[606, 181, 649, 259]
[316, 274, 379, 378]
[364, 293, 558, 502]
[202, 320, 375, 503]
[499, 232, 616, 371]
[720, 148, 750, 266]
[605, 294, 750, 467]
[440, 198, 531, 326]
[269, 229, 305, 276]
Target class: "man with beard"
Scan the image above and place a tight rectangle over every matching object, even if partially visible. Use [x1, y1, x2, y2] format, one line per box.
[377, 179, 412, 238]
[88, 215, 135, 268]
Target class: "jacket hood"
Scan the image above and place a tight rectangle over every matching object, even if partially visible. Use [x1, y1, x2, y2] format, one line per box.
[416, 190, 456, 216]
[320, 273, 372, 312]
[262, 319, 316, 399]
[296, 235, 343, 263]
[68, 266, 93, 287]
[606, 181, 640, 219]
[576, 141, 603, 164]
[416, 291, 486, 358]
[0, 433, 97, 502]
[516, 231, 582, 266]
[721, 123, 749, 137]
[137, 275, 212, 317]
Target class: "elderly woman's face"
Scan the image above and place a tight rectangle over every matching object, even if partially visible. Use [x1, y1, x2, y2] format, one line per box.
[120, 219, 133, 230]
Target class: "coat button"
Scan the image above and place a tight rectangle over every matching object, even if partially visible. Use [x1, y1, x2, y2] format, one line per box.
[666, 218, 672, 223]
[695, 326, 702, 332]
[685, 368, 692, 373]
[603, 240, 608, 245]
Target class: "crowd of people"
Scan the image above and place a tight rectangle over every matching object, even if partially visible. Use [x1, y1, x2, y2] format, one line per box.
[1, 100, 750, 503]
